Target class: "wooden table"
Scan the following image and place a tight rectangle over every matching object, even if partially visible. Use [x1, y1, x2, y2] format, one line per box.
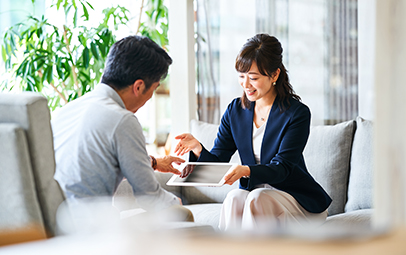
[165, 227, 406, 255]
[1, 225, 405, 254]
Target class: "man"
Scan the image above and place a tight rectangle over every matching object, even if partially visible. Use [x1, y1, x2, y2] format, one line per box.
[52, 36, 189, 217]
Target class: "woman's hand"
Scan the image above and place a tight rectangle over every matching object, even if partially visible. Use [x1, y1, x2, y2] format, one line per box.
[223, 165, 251, 185]
[174, 133, 203, 157]
[155, 155, 185, 175]
[180, 164, 195, 178]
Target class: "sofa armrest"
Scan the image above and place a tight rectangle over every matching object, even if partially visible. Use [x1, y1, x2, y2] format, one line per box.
[0, 123, 45, 235]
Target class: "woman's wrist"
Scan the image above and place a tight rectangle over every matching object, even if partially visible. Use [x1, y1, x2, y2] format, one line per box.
[242, 166, 251, 178]
[192, 143, 203, 158]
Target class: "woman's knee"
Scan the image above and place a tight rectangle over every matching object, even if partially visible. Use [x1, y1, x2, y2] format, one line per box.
[225, 189, 249, 202]
[244, 189, 286, 211]
[246, 188, 275, 202]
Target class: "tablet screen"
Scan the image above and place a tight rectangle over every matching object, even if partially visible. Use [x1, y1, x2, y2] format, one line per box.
[167, 162, 234, 186]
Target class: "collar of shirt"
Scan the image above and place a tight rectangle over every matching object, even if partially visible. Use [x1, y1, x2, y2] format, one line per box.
[94, 83, 126, 109]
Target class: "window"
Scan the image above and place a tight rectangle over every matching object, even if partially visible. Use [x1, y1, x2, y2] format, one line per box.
[195, 0, 358, 125]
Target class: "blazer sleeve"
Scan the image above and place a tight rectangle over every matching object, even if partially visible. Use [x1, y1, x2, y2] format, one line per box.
[247, 104, 311, 188]
[189, 101, 238, 163]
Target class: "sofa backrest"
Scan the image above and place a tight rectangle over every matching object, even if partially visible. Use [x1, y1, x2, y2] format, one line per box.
[303, 120, 356, 216]
[181, 118, 373, 216]
[0, 92, 65, 236]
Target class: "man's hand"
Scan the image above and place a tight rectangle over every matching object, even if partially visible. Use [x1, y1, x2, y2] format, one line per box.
[223, 165, 250, 185]
[155, 155, 185, 175]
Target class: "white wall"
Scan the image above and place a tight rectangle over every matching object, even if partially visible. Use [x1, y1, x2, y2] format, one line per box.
[168, 0, 196, 138]
[358, 0, 376, 120]
[373, 0, 406, 228]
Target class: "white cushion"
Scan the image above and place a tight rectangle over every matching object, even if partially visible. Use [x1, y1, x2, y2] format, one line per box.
[304, 120, 356, 216]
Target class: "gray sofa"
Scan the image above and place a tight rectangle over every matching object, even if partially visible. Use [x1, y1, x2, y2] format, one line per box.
[116, 117, 374, 231]
[0, 92, 65, 237]
[0, 91, 373, 237]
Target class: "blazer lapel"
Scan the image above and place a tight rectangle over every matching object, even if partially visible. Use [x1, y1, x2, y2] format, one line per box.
[238, 102, 256, 165]
[261, 98, 280, 164]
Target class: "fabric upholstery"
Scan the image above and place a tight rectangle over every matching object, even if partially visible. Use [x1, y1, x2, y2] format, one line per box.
[345, 117, 373, 212]
[181, 182, 239, 205]
[184, 203, 223, 229]
[0, 124, 45, 233]
[303, 120, 355, 216]
[154, 172, 182, 198]
[322, 209, 373, 230]
[0, 92, 64, 236]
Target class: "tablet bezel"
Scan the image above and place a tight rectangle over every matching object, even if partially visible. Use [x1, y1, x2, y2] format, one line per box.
[166, 162, 236, 187]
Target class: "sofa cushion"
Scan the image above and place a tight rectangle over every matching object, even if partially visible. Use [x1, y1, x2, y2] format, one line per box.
[303, 120, 355, 216]
[184, 203, 223, 230]
[322, 209, 373, 230]
[154, 172, 182, 198]
[181, 182, 239, 205]
[345, 117, 373, 212]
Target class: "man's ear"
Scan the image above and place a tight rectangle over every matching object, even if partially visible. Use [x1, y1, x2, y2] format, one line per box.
[132, 80, 145, 96]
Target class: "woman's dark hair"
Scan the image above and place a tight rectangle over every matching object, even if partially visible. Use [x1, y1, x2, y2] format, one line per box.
[101, 35, 172, 91]
[235, 33, 300, 110]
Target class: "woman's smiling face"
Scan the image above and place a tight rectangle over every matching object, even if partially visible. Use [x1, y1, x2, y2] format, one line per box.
[238, 62, 276, 102]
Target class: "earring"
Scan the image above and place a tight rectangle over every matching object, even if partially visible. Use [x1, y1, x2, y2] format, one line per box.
[272, 82, 276, 86]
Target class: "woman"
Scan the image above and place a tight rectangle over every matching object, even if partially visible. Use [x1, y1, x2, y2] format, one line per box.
[174, 34, 331, 231]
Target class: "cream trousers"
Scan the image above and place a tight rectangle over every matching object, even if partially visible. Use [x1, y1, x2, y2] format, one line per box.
[218, 188, 328, 232]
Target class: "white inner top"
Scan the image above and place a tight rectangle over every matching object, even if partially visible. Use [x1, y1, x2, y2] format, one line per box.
[252, 121, 266, 164]
[252, 120, 278, 190]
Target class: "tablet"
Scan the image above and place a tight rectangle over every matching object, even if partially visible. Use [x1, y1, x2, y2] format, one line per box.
[166, 162, 236, 187]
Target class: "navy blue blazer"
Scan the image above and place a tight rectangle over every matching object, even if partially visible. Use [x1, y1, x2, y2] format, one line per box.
[191, 97, 332, 213]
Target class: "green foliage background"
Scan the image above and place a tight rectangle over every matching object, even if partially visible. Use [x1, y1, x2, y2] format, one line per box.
[1, 0, 168, 111]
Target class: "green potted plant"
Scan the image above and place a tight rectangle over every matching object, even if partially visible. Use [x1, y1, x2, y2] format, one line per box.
[0, 0, 137, 110]
[1, 0, 170, 110]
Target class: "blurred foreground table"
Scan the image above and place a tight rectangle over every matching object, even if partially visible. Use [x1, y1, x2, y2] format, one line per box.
[1, 224, 405, 255]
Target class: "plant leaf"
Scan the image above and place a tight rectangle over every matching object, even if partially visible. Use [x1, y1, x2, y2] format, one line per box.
[85, 1, 94, 10]
[1, 46, 6, 62]
[83, 47, 89, 69]
[73, 9, 78, 27]
[56, 0, 63, 10]
[90, 42, 99, 60]
[81, 2, 89, 21]
[45, 64, 53, 84]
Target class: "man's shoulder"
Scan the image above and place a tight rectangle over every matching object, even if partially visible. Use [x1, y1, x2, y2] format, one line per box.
[52, 90, 138, 139]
